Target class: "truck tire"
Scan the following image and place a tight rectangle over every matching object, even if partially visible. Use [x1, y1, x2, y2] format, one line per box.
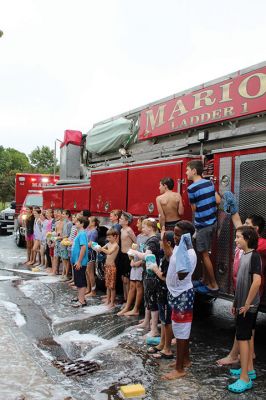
[15, 227, 25, 247]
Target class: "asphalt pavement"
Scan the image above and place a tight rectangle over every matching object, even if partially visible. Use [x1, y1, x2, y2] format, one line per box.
[0, 234, 266, 400]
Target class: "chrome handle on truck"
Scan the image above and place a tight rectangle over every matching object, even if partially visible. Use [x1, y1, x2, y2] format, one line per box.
[177, 178, 185, 193]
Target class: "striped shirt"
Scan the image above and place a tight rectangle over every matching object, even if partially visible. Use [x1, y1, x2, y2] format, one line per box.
[187, 179, 217, 229]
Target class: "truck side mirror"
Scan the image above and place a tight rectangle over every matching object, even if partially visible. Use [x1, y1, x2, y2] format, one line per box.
[10, 201, 16, 210]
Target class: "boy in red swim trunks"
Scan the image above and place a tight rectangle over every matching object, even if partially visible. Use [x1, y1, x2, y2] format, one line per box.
[98, 228, 119, 308]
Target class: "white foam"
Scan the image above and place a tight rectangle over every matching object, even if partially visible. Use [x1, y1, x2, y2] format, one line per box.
[0, 300, 26, 327]
[35, 276, 61, 283]
[83, 304, 110, 316]
[0, 267, 48, 276]
[0, 275, 21, 281]
[36, 346, 54, 361]
[54, 330, 109, 346]
[19, 282, 36, 297]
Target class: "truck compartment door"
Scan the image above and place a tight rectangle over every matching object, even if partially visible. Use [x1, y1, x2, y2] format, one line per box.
[63, 186, 91, 213]
[90, 169, 127, 214]
[43, 188, 63, 209]
[127, 161, 182, 216]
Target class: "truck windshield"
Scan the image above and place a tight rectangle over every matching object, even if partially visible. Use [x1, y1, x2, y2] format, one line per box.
[25, 194, 43, 207]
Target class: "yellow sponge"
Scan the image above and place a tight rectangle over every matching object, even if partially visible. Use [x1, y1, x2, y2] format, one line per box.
[120, 384, 146, 398]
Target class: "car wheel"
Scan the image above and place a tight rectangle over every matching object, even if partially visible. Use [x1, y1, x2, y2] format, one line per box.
[15, 227, 24, 247]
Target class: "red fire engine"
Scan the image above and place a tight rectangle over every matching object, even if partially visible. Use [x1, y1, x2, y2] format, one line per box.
[43, 62, 266, 309]
[14, 173, 59, 246]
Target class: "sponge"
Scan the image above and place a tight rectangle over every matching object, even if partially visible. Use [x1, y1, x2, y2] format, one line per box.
[120, 384, 146, 398]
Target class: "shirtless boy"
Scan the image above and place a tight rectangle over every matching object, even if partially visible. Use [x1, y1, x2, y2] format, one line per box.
[119, 212, 137, 301]
[98, 228, 119, 308]
[156, 177, 184, 233]
[51, 209, 64, 275]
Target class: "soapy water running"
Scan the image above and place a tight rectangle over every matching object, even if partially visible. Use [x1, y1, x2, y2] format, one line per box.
[1, 235, 266, 399]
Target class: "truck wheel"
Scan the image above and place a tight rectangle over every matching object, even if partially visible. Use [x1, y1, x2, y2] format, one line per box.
[15, 227, 24, 247]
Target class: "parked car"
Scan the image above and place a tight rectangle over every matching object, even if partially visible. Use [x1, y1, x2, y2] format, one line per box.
[0, 201, 16, 235]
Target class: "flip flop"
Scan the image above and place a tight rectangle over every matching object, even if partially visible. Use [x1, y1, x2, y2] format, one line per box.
[230, 368, 256, 380]
[147, 346, 161, 354]
[228, 378, 252, 393]
[195, 285, 219, 295]
[71, 301, 87, 308]
[192, 280, 205, 288]
[153, 351, 174, 360]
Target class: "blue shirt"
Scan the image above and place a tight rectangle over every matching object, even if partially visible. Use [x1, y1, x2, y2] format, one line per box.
[187, 179, 217, 229]
[71, 229, 88, 266]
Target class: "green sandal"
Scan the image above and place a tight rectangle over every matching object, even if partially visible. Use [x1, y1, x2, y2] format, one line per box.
[230, 368, 256, 380]
[228, 378, 253, 393]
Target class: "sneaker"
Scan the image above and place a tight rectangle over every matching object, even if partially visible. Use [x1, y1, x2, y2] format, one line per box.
[60, 275, 68, 281]
[32, 267, 41, 272]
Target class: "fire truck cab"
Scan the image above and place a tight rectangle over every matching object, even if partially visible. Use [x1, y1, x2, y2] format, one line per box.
[14, 173, 59, 246]
[43, 62, 266, 309]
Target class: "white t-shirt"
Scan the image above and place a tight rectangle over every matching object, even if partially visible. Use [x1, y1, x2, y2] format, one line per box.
[166, 245, 197, 297]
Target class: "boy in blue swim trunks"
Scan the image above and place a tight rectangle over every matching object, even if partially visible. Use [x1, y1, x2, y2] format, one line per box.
[71, 216, 89, 307]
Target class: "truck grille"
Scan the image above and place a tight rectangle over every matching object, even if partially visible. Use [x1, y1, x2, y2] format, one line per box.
[5, 214, 14, 221]
[235, 154, 266, 305]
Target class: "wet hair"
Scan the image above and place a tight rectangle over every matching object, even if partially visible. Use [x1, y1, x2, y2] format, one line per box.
[110, 209, 122, 219]
[64, 209, 71, 218]
[137, 215, 147, 223]
[27, 206, 33, 211]
[160, 177, 174, 190]
[187, 160, 204, 176]
[121, 211, 133, 224]
[175, 220, 195, 237]
[76, 216, 89, 229]
[142, 218, 158, 232]
[163, 231, 175, 248]
[82, 209, 91, 218]
[34, 208, 41, 215]
[236, 225, 258, 249]
[247, 214, 265, 235]
[106, 228, 119, 237]
[90, 216, 99, 227]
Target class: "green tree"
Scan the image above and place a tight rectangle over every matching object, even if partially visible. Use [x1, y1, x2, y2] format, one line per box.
[29, 145, 58, 174]
[0, 147, 31, 202]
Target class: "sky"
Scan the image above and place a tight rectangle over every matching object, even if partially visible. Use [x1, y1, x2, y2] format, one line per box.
[1, 0, 266, 157]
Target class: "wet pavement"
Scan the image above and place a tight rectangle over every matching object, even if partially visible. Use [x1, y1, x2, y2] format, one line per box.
[0, 234, 266, 399]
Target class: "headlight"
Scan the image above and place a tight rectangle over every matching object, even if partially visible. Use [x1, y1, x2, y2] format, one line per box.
[0, 212, 4, 219]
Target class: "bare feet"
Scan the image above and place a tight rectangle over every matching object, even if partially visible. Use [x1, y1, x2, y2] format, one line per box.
[85, 291, 96, 298]
[168, 360, 191, 368]
[117, 308, 129, 316]
[135, 322, 150, 330]
[145, 330, 160, 338]
[124, 309, 139, 316]
[216, 355, 239, 366]
[161, 370, 186, 380]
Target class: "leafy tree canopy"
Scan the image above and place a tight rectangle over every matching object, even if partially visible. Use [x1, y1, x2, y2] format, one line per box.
[29, 145, 57, 174]
[0, 146, 32, 203]
[0, 145, 59, 203]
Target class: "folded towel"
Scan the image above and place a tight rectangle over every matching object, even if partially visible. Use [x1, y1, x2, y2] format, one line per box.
[222, 191, 238, 215]
[176, 233, 193, 273]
